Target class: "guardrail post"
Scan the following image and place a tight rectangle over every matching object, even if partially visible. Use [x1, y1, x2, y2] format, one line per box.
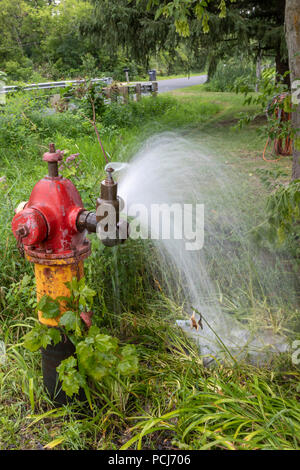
[135, 83, 141, 101]
[152, 82, 158, 97]
[121, 85, 129, 104]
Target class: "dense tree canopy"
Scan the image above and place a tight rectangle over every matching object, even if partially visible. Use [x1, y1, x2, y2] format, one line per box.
[0, 0, 289, 83]
[153, 0, 288, 81]
[80, 0, 179, 70]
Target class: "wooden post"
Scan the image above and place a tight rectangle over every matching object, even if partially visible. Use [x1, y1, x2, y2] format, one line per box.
[121, 85, 129, 104]
[104, 87, 111, 101]
[110, 85, 118, 102]
[135, 83, 141, 101]
[152, 81, 158, 97]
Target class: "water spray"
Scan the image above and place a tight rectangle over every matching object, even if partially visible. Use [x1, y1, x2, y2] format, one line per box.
[118, 132, 294, 364]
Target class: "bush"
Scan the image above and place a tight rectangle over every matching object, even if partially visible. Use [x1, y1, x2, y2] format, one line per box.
[0, 92, 92, 158]
[4, 58, 35, 84]
[28, 110, 92, 140]
[253, 169, 300, 262]
[101, 95, 177, 128]
[100, 94, 220, 131]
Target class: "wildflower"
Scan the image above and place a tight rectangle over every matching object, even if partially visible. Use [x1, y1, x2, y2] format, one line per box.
[66, 153, 80, 163]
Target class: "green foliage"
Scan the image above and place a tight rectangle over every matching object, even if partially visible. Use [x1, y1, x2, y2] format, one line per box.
[266, 179, 300, 250]
[0, 0, 288, 91]
[36, 295, 60, 319]
[84, 0, 179, 70]
[254, 169, 300, 258]
[235, 68, 293, 142]
[101, 95, 176, 128]
[205, 57, 256, 92]
[56, 356, 86, 397]
[24, 322, 61, 352]
[59, 311, 78, 333]
[23, 276, 139, 399]
[111, 60, 145, 82]
[149, 0, 288, 86]
[56, 330, 139, 399]
[4, 274, 36, 310]
[152, 0, 235, 36]
[68, 81, 106, 121]
[56, 278, 139, 398]
[75, 326, 138, 382]
[0, 92, 92, 163]
[28, 110, 92, 140]
[119, 360, 300, 450]
[66, 276, 96, 311]
[4, 58, 35, 83]
[1, 85, 299, 449]
[0, 71, 7, 82]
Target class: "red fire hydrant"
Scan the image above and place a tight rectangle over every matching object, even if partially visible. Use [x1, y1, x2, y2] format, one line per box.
[11, 143, 126, 403]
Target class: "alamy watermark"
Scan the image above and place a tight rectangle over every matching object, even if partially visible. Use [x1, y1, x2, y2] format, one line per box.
[0, 70, 6, 105]
[0, 81, 5, 105]
[96, 202, 205, 251]
[291, 340, 300, 365]
[291, 80, 300, 105]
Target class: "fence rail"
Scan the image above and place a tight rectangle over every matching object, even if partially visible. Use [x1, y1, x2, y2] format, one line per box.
[0, 78, 158, 110]
[0, 78, 158, 98]
[0, 77, 113, 94]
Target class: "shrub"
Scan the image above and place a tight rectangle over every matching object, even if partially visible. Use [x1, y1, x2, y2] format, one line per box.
[205, 57, 256, 92]
[254, 168, 300, 260]
[4, 58, 34, 84]
[101, 95, 177, 128]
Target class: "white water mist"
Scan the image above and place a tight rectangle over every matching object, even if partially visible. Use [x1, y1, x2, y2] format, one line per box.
[116, 133, 295, 364]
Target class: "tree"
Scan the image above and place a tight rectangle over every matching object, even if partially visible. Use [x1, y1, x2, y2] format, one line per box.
[154, 0, 289, 83]
[40, 0, 95, 74]
[153, 0, 299, 179]
[285, 0, 300, 179]
[80, 0, 180, 71]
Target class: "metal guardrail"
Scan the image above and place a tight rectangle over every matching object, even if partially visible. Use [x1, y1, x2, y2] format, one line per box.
[0, 78, 158, 109]
[0, 77, 113, 94]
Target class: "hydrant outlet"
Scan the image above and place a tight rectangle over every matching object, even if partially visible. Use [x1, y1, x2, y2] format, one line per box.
[12, 207, 48, 246]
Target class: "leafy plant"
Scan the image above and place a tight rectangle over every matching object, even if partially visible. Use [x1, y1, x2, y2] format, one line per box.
[205, 57, 256, 92]
[265, 179, 300, 245]
[254, 168, 300, 257]
[23, 277, 139, 400]
[58, 326, 138, 397]
[24, 322, 62, 352]
[36, 295, 61, 320]
[234, 68, 294, 144]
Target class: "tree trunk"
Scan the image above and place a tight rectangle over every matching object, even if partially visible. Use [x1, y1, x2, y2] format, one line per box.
[285, 0, 300, 179]
[275, 50, 290, 87]
[207, 55, 218, 82]
[255, 51, 262, 92]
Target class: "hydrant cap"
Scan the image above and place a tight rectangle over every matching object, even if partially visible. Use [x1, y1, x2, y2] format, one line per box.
[12, 208, 48, 246]
[43, 144, 64, 163]
[43, 150, 63, 163]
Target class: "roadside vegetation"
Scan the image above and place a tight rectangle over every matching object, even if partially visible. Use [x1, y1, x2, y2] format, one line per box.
[0, 81, 299, 450]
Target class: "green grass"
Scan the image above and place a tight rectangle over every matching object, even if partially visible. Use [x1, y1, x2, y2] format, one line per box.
[0, 86, 299, 450]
